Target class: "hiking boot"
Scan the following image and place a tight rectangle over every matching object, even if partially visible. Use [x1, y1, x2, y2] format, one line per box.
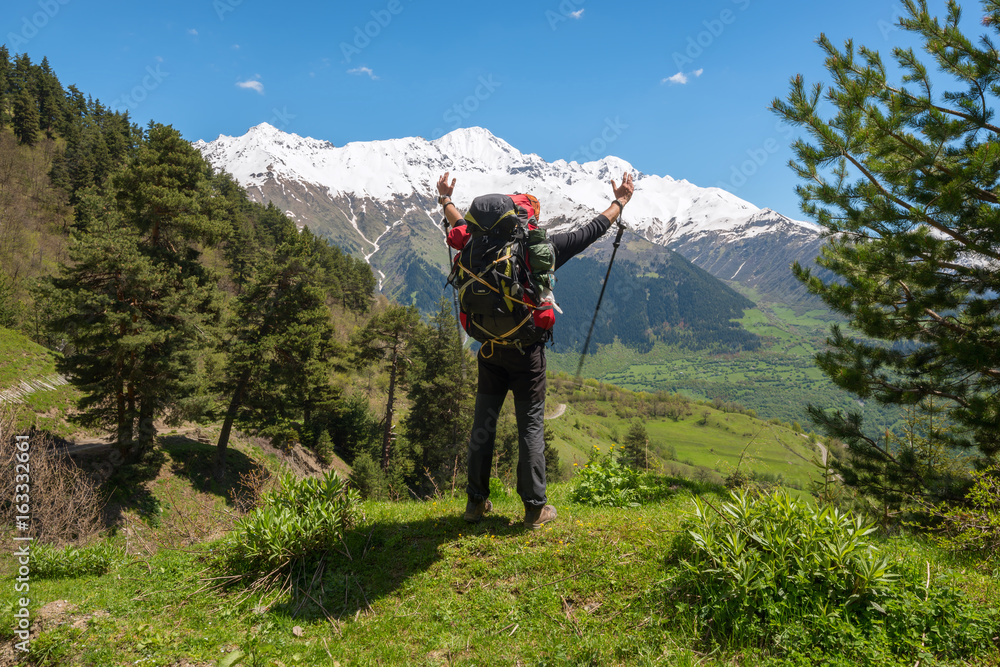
[524, 504, 557, 530]
[464, 499, 493, 523]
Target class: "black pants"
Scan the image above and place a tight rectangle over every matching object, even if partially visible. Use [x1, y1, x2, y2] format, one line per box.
[466, 342, 547, 507]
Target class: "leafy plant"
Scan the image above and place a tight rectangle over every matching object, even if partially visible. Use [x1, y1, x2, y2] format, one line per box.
[665, 489, 996, 662]
[216, 470, 361, 593]
[31, 540, 126, 579]
[570, 446, 649, 508]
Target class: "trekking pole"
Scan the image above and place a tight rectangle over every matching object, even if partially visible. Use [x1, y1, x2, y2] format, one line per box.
[443, 218, 467, 381]
[574, 220, 626, 383]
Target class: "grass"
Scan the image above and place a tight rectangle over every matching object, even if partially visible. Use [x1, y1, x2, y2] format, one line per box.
[0, 326, 57, 387]
[547, 298, 906, 433]
[543, 380, 822, 490]
[6, 464, 999, 666]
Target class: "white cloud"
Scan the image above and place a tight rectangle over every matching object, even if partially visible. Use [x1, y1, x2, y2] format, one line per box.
[231, 44, 240, 50]
[187, 28, 198, 36]
[570, 9, 584, 18]
[348, 66, 378, 80]
[236, 78, 264, 94]
[662, 69, 704, 85]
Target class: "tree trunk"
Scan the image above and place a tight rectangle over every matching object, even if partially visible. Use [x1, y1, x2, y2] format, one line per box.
[115, 375, 132, 452]
[381, 347, 398, 471]
[132, 396, 155, 462]
[215, 368, 251, 481]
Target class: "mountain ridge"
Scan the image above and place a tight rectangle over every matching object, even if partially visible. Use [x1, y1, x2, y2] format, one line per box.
[194, 123, 824, 308]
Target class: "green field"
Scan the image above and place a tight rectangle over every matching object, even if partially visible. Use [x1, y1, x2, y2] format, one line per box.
[548, 299, 907, 435]
[541, 377, 824, 490]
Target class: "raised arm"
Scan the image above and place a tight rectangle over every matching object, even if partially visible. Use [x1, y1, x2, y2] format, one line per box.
[600, 172, 634, 224]
[436, 171, 464, 227]
[551, 171, 636, 269]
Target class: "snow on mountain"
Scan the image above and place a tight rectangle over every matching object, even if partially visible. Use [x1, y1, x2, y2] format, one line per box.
[194, 123, 823, 303]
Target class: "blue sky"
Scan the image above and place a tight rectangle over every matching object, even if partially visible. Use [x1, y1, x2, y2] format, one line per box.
[4, 0, 986, 219]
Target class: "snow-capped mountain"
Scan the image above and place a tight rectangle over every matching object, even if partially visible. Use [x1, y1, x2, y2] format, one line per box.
[194, 123, 823, 305]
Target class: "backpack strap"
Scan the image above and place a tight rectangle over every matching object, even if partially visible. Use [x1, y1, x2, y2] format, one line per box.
[475, 312, 535, 357]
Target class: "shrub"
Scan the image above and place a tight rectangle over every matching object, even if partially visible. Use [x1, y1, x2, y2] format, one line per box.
[0, 406, 103, 544]
[922, 464, 1000, 562]
[665, 489, 996, 663]
[32, 540, 126, 579]
[570, 446, 648, 508]
[216, 470, 360, 592]
[349, 451, 387, 500]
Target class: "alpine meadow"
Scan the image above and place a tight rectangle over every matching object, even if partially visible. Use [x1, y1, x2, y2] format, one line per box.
[4, 1, 1000, 665]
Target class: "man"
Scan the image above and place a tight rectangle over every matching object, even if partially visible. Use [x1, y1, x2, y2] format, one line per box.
[436, 170, 635, 529]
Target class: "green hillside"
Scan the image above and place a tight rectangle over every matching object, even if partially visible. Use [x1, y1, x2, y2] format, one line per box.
[542, 374, 824, 490]
[549, 297, 907, 434]
[0, 326, 56, 386]
[7, 437, 996, 666]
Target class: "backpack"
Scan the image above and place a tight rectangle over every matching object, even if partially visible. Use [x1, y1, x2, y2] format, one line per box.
[446, 193, 556, 351]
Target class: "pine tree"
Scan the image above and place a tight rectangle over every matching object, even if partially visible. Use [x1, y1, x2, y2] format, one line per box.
[543, 427, 561, 481]
[402, 297, 474, 493]
[0, 47, 9, 129]
[12, 90, 39, 146]
[45, 206, 177, 455]
[351, 304, 420, 471]
[214, 240, 338, 478]
[620, 420, 648, 470]
[772, 0, 1000, 500]
[111, 123, 222, 248]
[36, 57, 63, 137]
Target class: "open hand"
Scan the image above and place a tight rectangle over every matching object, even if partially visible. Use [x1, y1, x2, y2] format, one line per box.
[437, 172, 456, 198]
[611, 172, 634, 206]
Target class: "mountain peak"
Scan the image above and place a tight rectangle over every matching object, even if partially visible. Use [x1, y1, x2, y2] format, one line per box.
[431, 126, 523, 169]
[248, 121, 279, 134]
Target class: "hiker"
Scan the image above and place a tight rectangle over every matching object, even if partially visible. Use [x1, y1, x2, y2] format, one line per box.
[436, 170, 635, 529]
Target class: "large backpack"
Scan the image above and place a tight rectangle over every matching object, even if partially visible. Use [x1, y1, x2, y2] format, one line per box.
[447, 193, 554, 352]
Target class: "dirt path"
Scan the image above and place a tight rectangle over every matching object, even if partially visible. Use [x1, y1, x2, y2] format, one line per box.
[58, 424, 207, 457]
[816, 440, 829, 466]
[545, 403, 567, 420]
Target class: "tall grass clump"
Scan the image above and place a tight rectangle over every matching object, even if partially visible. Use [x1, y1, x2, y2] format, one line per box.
[215, 470, 360, 597]
[665, 489, 996, 664]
